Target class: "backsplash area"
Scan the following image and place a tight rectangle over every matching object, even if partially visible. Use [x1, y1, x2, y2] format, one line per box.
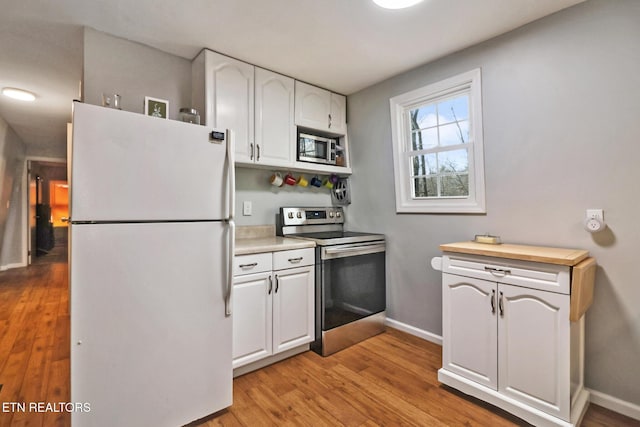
[234, 167, 332, 226]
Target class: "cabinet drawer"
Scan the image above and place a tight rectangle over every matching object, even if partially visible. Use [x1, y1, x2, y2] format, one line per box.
[443, 253, 570, 294]
[234, 252, 272, 276]
[273, 248, 315, 270]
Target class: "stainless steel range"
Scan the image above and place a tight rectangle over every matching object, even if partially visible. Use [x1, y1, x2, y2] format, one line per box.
[278, 207, 386, 356]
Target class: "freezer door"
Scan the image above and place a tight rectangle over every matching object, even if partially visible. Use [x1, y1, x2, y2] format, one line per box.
[71, 103, 230, 222]
[70, 221, 232, 426]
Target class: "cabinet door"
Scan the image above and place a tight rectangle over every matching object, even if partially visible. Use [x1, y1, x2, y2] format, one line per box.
[498, 284, 570, 421]
[255, 68, 295, 167]
[294, 81, 331, 132]
[232, 271, 272, 368]
[204, 51, 255, 164]
[329, 93, 347, 134]
[273, 265, 315, 353]
[442, 274, 498, 390]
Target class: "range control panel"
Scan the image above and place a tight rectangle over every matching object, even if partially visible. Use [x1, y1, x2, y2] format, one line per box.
[281, 207, 344, 226]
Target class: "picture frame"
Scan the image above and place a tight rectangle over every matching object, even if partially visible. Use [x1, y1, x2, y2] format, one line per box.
[144, 96, 169, 119]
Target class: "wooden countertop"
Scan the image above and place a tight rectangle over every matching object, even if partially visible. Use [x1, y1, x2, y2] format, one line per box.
[439, 241, 589, 266]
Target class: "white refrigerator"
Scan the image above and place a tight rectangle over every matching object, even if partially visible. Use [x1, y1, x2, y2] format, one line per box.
[69, 102, 235, 426]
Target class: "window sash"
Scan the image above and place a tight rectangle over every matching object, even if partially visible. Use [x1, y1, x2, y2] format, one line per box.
[389, 68, 485, 213]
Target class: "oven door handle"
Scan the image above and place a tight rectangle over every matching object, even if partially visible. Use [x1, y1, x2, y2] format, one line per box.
[322, 243, 386, 260]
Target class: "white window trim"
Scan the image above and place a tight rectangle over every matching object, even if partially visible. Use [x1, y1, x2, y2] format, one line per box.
[389, 68, 486, 213]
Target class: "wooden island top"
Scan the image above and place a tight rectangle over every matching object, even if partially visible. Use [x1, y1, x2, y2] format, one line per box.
[439, 241, 589, 266]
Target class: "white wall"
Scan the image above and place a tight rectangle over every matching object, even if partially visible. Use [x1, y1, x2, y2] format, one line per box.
[347, 0, 640, 408]
[0, 115, 27, 269]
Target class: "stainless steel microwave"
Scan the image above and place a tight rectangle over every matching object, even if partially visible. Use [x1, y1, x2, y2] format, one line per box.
[297, 132, 337, 165]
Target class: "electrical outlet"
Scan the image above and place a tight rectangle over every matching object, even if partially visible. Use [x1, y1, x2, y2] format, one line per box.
[586, 209, 603, 222]
[243, 201, 252, 216]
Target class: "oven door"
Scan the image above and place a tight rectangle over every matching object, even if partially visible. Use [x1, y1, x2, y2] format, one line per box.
[319, 241, 386, 331]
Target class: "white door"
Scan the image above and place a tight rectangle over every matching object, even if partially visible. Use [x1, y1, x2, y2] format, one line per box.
[205, 50, 254, 164]
[442, 273, 498, 390]
[71, 103, 229, 222]
[498, 284, 570, 421]
[329, 93, 347, 134]
[294, 81, 330, 132]
[273, 265, 315, 354]
[254, 68, 295, 167]
[70, 221, 232, 427]
[232, 271, 273, 368]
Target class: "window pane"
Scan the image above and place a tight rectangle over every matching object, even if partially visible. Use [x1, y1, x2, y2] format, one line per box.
[410, 104, 437, 130]
[411, 128, 438, 150]
[437, 95, 469, 125]
[438, 149, 468, 173]
[411, 154, 437, 176]
[413, 177, 437, 198]
[441, 174, 469, 197]
[439, 121, 469, 146]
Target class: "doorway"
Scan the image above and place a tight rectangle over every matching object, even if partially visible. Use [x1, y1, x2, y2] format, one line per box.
[27, 160, 68, 265]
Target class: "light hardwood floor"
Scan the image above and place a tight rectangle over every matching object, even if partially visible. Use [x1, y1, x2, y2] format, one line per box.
[1, 262, 638, 427]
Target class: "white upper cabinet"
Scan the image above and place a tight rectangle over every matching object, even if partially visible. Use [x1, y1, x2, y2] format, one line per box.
[194, 50, 350, 173]
[295, 81, 346, 135]
[193, 50, 295, 168]
[254, 68, 295, 167]
[193, 50, 255, 163]
[329, 92, 347, 134]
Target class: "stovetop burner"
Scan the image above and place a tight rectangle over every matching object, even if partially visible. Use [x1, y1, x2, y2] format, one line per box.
[290, 231, 373, 239]
[287, 230, 384, 246]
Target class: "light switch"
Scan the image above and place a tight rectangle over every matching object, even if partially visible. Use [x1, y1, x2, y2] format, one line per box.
[243, 201, 252, 216]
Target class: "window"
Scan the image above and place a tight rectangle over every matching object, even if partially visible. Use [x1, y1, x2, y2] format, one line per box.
[390, 69, 485, 213]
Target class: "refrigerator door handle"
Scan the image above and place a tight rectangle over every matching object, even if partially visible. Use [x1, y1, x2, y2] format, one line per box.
[225, 219, 235, 317]
[226, 129, 235, 220]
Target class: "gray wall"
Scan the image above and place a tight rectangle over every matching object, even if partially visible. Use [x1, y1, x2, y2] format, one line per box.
[347, 0, 640, 406]
[82, 28, 333, 228]
[235, 167, 333, 226]
[83, 28, 192, 120]
[0, 115, 27, 269]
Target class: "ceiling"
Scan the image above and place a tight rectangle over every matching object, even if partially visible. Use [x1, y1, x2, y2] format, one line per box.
[0, 0, 585, 155]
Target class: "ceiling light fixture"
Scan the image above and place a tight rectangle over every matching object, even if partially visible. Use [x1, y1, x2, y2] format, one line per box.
[2, 87, 36, 102]
[373, 0, 423, 9]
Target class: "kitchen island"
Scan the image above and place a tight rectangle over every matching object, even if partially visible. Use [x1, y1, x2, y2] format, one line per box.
[433, 242, 596, 427]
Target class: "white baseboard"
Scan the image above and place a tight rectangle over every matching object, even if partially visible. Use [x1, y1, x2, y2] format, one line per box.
[385, 317, 442, 345]
[587, 388, 640, 421]
[0, 262, 26, 271]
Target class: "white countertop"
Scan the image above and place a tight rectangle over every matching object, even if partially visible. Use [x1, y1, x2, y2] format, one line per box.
[234, 224, 316, 255]
[235, 236, 315, 255]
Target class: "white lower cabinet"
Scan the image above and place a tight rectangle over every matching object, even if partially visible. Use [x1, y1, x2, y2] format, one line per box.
[272, 265, 315, 353]
[443, 274, 570, 420]
[232, 249, 314, 370]
[440, 252, 589, 427]
[232, 271, 273, 367]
